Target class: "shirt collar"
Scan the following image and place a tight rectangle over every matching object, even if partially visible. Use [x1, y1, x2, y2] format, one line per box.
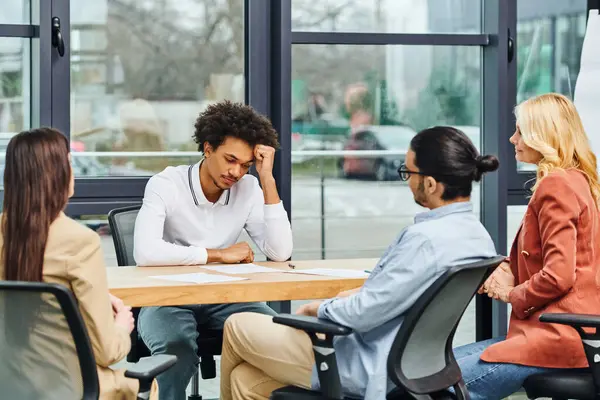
[414, 201, 473, 224]
[190, 161, 230, 206]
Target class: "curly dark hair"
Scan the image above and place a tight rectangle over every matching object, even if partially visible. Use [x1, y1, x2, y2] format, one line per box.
[193, 101, 280, 153]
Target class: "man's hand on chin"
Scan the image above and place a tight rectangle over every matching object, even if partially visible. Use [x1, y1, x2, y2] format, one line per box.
[254, 145, 276, 180]
[254, 145, 280, 204]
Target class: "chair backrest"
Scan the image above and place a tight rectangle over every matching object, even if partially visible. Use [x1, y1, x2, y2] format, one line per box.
[0, 281, 99, 400]
[108, 205, 141, 267]
[388, 256, 505, 396]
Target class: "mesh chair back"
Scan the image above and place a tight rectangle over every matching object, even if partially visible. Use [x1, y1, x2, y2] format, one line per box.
[108, 206, 141, 266]
[0, 281, 99, 400]
[388, 256, 504, 395]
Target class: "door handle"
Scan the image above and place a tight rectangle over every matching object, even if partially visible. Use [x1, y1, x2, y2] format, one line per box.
[51, 17, 65, 57]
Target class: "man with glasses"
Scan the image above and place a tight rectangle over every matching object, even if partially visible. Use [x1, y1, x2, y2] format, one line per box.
[217, 126, 501, 400]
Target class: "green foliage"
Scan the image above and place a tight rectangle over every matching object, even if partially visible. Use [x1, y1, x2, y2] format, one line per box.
[403, 68, 479, 131]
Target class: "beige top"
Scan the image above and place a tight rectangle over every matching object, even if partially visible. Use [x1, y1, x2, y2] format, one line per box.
[0, 212, 139, 399]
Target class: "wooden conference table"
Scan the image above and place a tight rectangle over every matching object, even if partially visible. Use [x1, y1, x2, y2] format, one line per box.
[107, 258, 377, 307]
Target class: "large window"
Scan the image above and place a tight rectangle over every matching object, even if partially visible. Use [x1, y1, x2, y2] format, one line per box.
[70, 0, 245, 177]
[286, 0, 504, 344]
[290, 44, 481, 260]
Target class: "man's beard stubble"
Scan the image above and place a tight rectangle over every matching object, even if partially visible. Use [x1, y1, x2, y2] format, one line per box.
[414, 178, 427, 208]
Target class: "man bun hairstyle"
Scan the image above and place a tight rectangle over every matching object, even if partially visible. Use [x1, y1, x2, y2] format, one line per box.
[474, 154, 500, 181]
[410, 126, 500, 200]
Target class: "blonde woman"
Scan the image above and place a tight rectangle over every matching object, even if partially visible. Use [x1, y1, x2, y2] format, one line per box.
[450, 93, 600, 400]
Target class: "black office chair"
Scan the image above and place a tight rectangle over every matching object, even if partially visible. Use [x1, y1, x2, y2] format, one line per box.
[0, 280, 176, 400]
[269, 256, 505, 400]
[108, 205, 223, 400]
[522, 313, 600, 400]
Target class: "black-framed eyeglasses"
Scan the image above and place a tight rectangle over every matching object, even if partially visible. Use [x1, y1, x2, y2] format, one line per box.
[398, 163, 457, 182]
[397, 163, 426, 182]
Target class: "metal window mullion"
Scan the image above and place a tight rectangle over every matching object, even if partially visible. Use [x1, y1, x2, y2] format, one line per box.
[0, 24, 38, 37]
[478, 0, 516, 341]
[50, 0, 70, 136]
[33, 0, 52, 128]
[269, 0, 292, 224]
[291, 31, 490, 46]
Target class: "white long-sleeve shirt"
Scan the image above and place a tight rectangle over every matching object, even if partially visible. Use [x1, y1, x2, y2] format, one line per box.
[133, 162, 293, 266]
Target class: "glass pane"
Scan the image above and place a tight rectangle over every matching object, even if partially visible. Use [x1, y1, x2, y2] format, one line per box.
[70, 0, 245, 177]
[291, 44, 481, 344]
[292, 0, 481, 33]
[0, 38, 30, 199]
[516, 1, 587, 172]
[1, 0, 30, 24]
[72, 216, 116, 265]
[0, 38, 29, 134]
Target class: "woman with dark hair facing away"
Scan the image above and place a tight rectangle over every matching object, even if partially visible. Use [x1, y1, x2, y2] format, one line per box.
[0, 128, 154, 399]
[217, 126, 500, 400]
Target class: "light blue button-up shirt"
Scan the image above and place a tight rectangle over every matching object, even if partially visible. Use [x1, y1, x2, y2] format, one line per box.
[314, 202, 497, 399]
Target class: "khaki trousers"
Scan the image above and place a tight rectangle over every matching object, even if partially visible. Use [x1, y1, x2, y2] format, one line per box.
[220, 312, 315, 400]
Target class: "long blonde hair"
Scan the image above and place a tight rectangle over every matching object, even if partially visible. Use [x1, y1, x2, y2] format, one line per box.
[515, 93, 600, 204]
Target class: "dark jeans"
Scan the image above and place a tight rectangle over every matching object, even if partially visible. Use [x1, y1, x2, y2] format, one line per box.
[452, 337, 561, 400]
[138, 302, 276, 400]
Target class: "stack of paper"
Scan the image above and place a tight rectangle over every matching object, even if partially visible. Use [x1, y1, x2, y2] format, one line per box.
[286, 268, 369, 279]
[150, 272, 248, 284]
[203, 263, 281, 274]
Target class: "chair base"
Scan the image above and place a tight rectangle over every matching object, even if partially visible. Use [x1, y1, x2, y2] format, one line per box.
[271, 385, 348, 399]
[189, 368, 201, 399]
[137, 380, 153, 400]
[269, 385, 455, 400]
[523, 370, 596, 400]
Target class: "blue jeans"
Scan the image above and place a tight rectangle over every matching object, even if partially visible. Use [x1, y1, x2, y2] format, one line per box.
[138, 302, 276, 400]
[452, 337, 556, 400]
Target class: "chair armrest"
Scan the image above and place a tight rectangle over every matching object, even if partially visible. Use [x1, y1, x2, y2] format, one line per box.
[273, 314, 353, 336]
[540, 313, 600, 329]
[124, 354, 177, 381]
[274, 314, 351, 399]
[540, 312, 600, 391]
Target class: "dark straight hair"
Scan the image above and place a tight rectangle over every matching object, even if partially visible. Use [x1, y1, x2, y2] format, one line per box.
[410, 126, 499, 200]
[3, 128, 71, 282]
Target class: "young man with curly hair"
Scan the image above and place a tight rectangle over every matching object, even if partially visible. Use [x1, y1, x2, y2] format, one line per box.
[133, 101, 293, 399]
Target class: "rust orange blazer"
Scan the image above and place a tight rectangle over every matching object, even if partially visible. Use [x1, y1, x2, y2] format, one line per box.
[482, 169, 600, 368]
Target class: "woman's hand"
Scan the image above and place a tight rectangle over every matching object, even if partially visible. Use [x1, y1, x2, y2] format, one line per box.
[478, 261, 515, 303]
[109, 293, 125, 316]
[114, 306, 135, 333]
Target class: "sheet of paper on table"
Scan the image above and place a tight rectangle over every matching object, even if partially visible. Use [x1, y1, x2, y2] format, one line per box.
[150, 272, 248, 284]
[203, 263, 281, 274]
[286, 268, 369, 279]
